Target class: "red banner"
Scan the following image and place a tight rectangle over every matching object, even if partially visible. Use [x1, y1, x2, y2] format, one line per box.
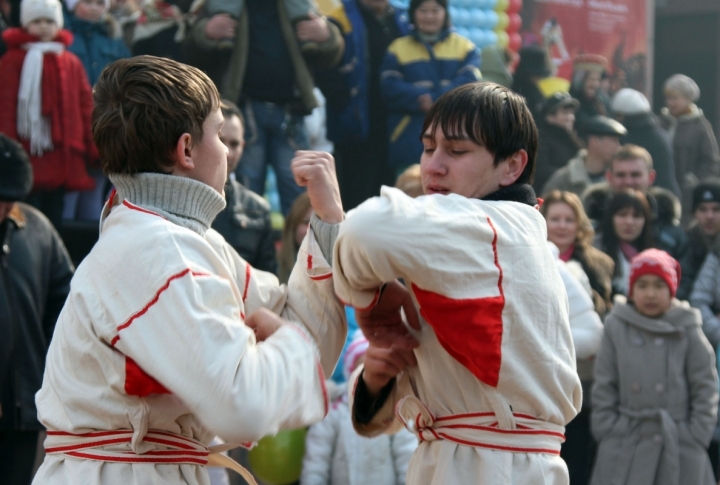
[520, 0, 649, 94]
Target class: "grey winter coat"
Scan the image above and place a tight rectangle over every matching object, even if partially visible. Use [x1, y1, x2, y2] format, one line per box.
[690, 253, 720, 349]
[590, 300, 718, 485]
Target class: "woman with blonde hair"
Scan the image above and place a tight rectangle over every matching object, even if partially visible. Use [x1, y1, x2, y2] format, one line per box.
[541, 190, 614, 316]
[277, 192, 312, 284]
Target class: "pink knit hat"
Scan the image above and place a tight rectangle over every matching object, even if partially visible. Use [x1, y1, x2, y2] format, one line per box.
[629, 249, 681, 298]
[343, 331, 369, 381]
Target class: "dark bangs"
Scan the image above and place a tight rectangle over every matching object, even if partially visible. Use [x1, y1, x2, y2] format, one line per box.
[419, 82, 538, 185]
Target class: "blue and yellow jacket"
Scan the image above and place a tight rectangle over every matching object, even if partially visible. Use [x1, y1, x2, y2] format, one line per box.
[381, 30, 482, 169]
[326, 0, 410, 143]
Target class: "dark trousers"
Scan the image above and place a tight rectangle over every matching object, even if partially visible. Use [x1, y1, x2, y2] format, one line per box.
[561, 407, 596, 485]
[24, 188, 64, 231]
[335, 136, 394, 212]
[0, 430, 39, 485]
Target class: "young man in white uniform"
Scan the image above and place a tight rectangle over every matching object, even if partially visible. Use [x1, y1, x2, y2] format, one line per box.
[32, 56, 347, 485]
[333, 82, 583, 484]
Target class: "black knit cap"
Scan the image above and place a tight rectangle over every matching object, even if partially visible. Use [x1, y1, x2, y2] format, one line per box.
[0, 134, 33, 202]
[409, 0, 450, 29]
[693, 179, 720, 212]
[540, 91, 579, 118]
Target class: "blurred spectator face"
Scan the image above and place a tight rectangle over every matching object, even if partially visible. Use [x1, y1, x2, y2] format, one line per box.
[664, 89, 692, 118]
[583, 71, 602, 98]
[420, 128, 511, 199]
[414, 0, 445, 35]
[632, 274, 672, 318]
[613, 207, 645, 243]
[359, 0, 389, 16]
[587, 135, 620, 164]
[295, 209, 313, 246]
[220, 114, 245, 176]
[545, 107, 575, 131]
[607, 158, 655, 192]
[695, 201, 720, 236]
[544, 202, 578, 253]
[0, 201, 15, 222]
[26, 18, 59, 41]
[74, 0, 107, 22]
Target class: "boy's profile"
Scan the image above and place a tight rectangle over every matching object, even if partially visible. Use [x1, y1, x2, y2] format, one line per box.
[32, 55, 347, 485]
[333, 82, 582, 483]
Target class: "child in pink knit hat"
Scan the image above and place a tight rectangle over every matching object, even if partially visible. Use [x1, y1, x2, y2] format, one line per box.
[590, 248, 718, 485]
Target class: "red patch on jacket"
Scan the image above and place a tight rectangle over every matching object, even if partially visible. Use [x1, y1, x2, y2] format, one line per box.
[410, 215, 505, 387]
[411, 285, 504, 387]
[125, 357, 171, 397]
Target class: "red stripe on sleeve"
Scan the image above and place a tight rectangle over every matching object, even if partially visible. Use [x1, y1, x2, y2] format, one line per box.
[111, 269, 210, 346]
[242, 264, 251, 302]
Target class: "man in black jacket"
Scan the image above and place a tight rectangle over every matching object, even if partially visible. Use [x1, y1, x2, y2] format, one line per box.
[0, 134, 74, 485]
[212, 101, 278, 275]
[533, 91, 583, 194]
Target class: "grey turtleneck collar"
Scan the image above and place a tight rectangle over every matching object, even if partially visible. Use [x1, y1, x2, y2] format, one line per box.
[109, 173, 226, 235]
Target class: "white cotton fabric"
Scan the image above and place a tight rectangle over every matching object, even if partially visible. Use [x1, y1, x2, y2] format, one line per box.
[334, 187, 582, 484]
[32, 183, 347, 485]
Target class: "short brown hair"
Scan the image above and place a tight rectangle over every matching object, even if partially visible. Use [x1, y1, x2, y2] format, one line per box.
[93, 56, 220, 175]
[420, 82, 538, 185]
[610, 144, 653, 172]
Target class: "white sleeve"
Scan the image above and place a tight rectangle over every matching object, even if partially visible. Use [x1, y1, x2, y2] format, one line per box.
[108, 268, 329, 444]
[333, 188, 501, 308]
[216, 226, 347, 381]
[556, 259, 603, 359]
[300, 410, 338, 485]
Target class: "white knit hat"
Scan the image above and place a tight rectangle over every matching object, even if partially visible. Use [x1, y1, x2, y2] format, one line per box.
[21, 0, 64, 28]
[664, 74, 700, 102]
[611, 88, 651, 115]
[64, 0, 110, 13]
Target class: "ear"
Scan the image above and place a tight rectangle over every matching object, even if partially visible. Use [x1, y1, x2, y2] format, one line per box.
[605, 169, 613, 183]
[648, 169, 657, 186]
[499, 149, 528, 186]
[173, 133, 194, 173]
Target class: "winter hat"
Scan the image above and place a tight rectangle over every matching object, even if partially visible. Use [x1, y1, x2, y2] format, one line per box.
[0, 134, 34, 202]
[628, 249, 681, 299]
[692, 180, 720, 212]
[342, 330, 369, 381]
[21, 0, 64, 28]
[515, 46, 551, 78]
[663, 74, 700, 102]
[65, 0, 110, 13]
[611, 88, 651, 115]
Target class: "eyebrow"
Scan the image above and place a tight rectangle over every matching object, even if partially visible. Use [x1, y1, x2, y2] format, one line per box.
[421, 133, 472, 142]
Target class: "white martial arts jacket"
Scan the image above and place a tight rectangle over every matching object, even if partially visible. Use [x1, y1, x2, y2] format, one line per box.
[334, 187, 582, 484]
[33, 185, 346, 485]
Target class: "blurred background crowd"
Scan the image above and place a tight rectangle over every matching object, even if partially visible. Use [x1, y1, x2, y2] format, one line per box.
[1, 0, 720, 483]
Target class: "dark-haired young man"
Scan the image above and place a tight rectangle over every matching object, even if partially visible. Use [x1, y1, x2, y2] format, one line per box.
[333, 82, 582, 483]
[31, 56, 347, 485]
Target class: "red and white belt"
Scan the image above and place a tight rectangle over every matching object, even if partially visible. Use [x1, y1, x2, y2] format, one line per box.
[395, 395, 565, 455]
[45, 429, 258, 484]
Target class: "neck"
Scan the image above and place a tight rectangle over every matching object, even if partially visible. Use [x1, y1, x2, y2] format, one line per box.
[110, 172, 226, 235]
[584, 152, 606, 175]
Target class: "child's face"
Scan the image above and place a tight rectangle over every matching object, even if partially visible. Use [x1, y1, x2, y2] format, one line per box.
[74, 0, 107, 22]
[26, 18, 59, 41]
[632, 274, 672, 318]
